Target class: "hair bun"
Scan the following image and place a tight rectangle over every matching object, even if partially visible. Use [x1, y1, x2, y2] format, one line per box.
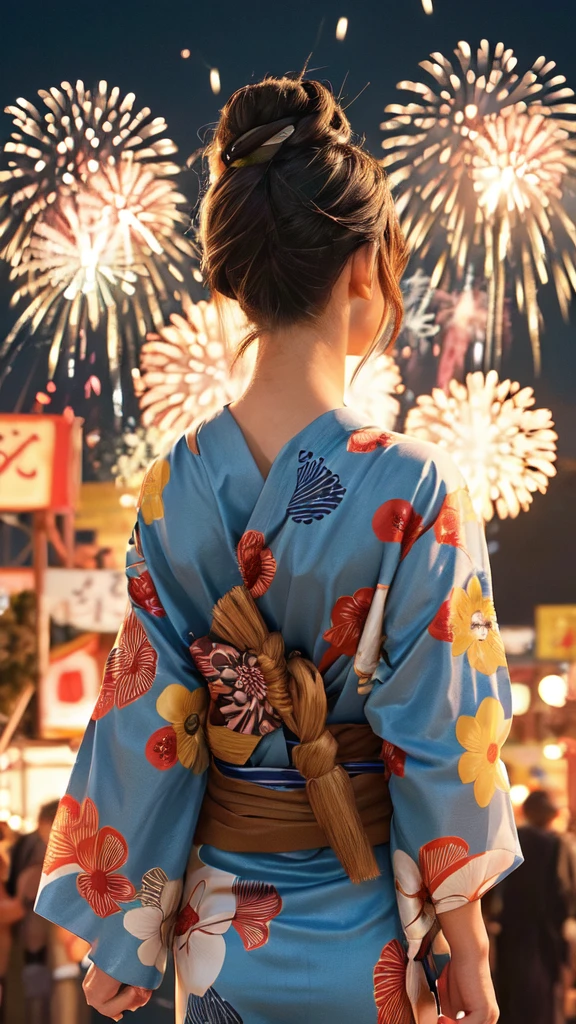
[200, 74, 407, 356]
[213, 77, 352, 163]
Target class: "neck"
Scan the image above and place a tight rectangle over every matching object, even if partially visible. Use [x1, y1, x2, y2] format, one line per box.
[229, 308, 349, 476]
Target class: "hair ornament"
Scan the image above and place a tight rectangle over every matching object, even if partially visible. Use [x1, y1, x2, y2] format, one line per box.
[221, 116, 297, 169]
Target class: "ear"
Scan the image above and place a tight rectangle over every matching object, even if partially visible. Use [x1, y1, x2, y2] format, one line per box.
[349, 243, 378, 301]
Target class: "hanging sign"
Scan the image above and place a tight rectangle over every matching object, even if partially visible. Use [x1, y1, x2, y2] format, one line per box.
[536, 605, 576, 662]
[0, 413, 82, 512]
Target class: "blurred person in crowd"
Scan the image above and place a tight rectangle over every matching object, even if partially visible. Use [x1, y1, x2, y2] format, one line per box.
[0, 825, 24, 1024]
[7, 801, 59, 1024]
[51, 926, 90, 1024]
[496, 790, 571, 1024]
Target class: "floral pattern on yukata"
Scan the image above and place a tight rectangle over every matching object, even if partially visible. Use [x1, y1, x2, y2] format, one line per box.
[190, 638, 281, 737]
[35, 406, 521, 1021]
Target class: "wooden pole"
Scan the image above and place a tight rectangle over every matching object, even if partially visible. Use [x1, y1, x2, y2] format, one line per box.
[33, 511, 50, 736]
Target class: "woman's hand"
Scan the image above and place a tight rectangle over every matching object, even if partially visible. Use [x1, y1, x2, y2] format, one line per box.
[83, 963, 152, 1021]
[437, 901, 499, 1024]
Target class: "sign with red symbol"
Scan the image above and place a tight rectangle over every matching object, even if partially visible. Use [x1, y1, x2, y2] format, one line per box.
[0, 414, 82, 512]
[41, 634, 102, 738]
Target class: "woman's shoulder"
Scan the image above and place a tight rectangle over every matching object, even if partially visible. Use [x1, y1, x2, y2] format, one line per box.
[344, 422, 465, 493]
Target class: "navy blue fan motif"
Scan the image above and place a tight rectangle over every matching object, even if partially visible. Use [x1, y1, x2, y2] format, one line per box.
[287, 450, 347, 524]
[185, 988, 243, 1023]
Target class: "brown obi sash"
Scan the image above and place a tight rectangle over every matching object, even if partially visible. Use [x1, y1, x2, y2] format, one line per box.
[196, 585, 388, 884]
[195, 723, 392, 855]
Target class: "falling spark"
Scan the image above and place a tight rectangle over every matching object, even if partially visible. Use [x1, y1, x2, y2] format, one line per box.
[139, 297, 252, 442]
[381, 41, 576, 372]
[210, 69, 221, 95]
[422, 0, 433, 12]
[181, 49, 191, 59]
[336, 17, 348, 41]
[0, 80, 194, 408]
[405, 370, 557, 520]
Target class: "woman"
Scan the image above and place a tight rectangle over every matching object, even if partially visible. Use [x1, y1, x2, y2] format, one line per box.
[35, 75, 521, 1023]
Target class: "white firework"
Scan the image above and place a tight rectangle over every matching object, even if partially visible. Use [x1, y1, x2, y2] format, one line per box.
[139, 297, 253, 440]
[345, 353, 403, 430]
[400, 268, 439, 353]
[405, 370, 557, 520]
[112, 424, 163, 490]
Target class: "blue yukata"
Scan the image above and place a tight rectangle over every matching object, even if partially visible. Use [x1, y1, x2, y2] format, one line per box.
[36, 405, 521, 1024]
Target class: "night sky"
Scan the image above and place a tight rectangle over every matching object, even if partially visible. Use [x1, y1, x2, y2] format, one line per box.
[0, 0, 575, 622]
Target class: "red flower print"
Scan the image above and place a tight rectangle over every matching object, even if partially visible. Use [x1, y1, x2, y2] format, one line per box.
[145, 725, 178, 771]
[189, 636, 221, 680]
[372, 499, 425, 560]
[428, 599, 454, 643]
[92, 612, 157, 720]
[434, 491, 465, 550]
[75, 826, 136, 918]
[231, 879, 283, 950]
[381, 741, 406, 780]
[319, 587, 375, 674]
[374, 939, 414, 1024]
[347, 428, 394, 454]
[237, 531, 277, 598]
[128, 571, 166, 618]
[44, 796, 99, 875]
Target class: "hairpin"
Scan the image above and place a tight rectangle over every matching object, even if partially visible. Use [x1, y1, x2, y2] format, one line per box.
[221, 116, 297, 169]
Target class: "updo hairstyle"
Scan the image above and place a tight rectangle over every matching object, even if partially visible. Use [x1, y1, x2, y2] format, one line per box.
[199, 76, 408, 356]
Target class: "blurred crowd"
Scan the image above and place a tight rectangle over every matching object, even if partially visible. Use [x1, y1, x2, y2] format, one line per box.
[1, 790, 576, 1022]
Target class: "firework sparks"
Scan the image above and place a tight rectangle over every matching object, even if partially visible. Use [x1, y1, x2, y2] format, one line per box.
[112, 423, 163, 490]
[405, 370, 557, 520]
[0, 80, 193, 408]
[139, 297, 252, 440]
[381, 40, 576, 371]
[399, 268, 439, 353]
[345, 353, 403, 430]
[0, 80, 181, 261]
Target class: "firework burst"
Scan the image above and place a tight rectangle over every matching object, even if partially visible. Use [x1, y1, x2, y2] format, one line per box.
[405, 370, 557, 520]
[0, 80, 194, 411]
[345, 353, 403, 430]
[139, 297, 252, 439]
[0, 80, 180, 260]
[381, 40, 576, 371]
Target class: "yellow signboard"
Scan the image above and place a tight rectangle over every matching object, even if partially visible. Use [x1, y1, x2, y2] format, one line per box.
[0, 413, 81, 512]
[536, 605, 576, 661]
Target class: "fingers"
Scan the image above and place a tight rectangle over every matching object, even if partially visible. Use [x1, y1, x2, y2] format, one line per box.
[83, 964, 152, 1019]
[85, 985, 151, 1020]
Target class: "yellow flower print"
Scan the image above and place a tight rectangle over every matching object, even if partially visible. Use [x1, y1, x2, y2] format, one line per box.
[449, 575, 507, 675]
[156, 684, 209, 774]
[456, 696, 511, 808]
[138, 459, 170, 526]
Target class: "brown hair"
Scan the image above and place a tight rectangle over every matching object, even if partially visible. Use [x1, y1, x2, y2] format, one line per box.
[199, 75, 408, 358]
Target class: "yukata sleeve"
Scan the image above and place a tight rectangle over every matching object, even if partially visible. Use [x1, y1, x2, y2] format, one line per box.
[35, 511, 209, 990]
[364, 455, 522, 959]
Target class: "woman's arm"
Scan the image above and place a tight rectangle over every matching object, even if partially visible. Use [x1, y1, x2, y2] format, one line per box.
[362, 445, 521, 1020]
[437, 902, 498, 1023]
[35, 506, 210, 994]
